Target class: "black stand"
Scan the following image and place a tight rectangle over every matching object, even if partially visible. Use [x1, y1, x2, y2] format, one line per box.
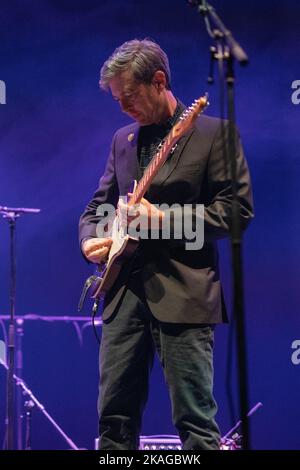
[0, 205, 40, 449]
[0, 359, 79, 450]
[15, 318, 24, 449]
[24, 399, 34, 450]
[221, 402, 262, 448]
[187, 1, 251, 449]
[0, 314, 100, 449]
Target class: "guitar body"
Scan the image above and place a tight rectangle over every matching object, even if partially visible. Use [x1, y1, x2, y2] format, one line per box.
[91, 212, 139, 299]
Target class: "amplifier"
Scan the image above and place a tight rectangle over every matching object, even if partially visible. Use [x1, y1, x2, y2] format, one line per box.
[139, 435, 182, 450]
[95, 434, 239, 450]
[94, 435, 181, 450]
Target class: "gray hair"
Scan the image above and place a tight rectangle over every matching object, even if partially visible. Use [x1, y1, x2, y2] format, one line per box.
[99, 39, 171, 91]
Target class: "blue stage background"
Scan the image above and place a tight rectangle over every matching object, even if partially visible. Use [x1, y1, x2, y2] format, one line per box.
[0, 0, 300, 449]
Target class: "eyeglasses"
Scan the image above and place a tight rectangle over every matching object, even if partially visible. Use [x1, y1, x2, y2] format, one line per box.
[112, 85, 142, 104]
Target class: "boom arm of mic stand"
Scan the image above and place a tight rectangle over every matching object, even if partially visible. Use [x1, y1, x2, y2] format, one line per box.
[188, 0, 249, 65]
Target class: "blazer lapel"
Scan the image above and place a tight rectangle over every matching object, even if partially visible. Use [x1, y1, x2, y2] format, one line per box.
[149, 99, 195, 188]
[119, 100, 195, 192]
[121, 124, 142, 185]
[150, 127, 195, 187]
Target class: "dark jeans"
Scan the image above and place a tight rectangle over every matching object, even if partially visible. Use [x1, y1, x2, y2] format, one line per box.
[98, 277, 220, 450]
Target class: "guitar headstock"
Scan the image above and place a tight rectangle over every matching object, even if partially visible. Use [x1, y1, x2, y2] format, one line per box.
[173, 93, 209, 138]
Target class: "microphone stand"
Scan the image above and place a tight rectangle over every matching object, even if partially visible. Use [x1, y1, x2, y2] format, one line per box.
[0, 359, 79, 450]
[187, 1, 251, 449]
[0, 205, 40, 450]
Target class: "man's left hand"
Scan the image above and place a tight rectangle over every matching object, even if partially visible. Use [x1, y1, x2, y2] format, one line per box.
[117, 193, 165, 231]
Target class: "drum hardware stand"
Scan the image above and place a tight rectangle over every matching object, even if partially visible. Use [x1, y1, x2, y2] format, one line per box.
[220, 402, 263, 449]
[0, 341, 79, 450]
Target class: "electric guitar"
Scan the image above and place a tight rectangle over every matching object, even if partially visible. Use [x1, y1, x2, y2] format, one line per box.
[91, 94, 209, 299]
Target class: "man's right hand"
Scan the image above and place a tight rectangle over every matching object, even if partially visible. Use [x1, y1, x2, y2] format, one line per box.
[82, 238, 113, 264]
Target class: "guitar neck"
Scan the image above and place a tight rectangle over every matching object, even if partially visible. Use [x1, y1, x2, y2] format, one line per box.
[127, 94, 208, 206]
[129, 131, 179, 205]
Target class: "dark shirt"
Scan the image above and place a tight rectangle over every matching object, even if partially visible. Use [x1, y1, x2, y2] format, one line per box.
[137, 101, 182, 174]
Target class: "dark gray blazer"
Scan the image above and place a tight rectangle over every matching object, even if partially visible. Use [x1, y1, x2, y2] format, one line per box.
[79, 113, 254, 323]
